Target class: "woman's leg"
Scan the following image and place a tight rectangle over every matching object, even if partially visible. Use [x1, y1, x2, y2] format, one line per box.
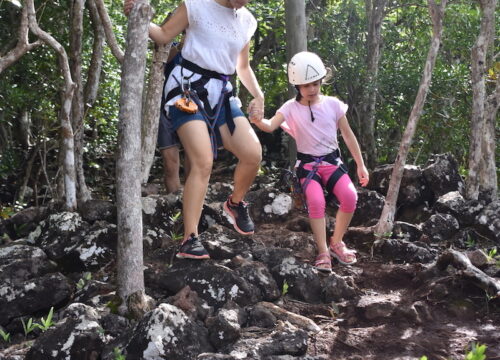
[177, 120, 213, 240]
[161, 146, 181, 193]
[219, 116, 262, 203]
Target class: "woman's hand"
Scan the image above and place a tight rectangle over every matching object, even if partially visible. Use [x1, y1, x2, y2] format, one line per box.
[357, 165, 369, 187]
[123, 0, 136, 16]
[247, 97, 264, 123]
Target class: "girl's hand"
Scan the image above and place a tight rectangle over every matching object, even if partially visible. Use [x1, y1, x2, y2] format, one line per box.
[247, 97, 264, 123]
[357, 165, 369, 187]
[123, 0, 136, 16]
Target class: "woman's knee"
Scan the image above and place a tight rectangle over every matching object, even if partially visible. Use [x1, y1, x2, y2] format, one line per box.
[190, 157, 213, 178]
[239, 143, 262, 166]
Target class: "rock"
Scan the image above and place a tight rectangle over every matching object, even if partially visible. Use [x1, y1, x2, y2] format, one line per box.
[25, 303, 106, 360]
[434, 191, 483, 227]
[475, 200, 500, 242]
[423, 153, 465, 199]
[125, 303, 213, 359]
[350, 188, 384, 227]
[421, 213, 459, 242]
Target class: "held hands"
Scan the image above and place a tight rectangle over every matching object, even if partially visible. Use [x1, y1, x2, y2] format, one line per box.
[357, 165, 370, 187]
[123, 0, 136, 16]
[247, 97, 264, 124]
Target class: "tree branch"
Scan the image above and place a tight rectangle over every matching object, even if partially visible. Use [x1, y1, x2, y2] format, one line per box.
[0, 5, 42, 74]
[94, 0, 125, 63]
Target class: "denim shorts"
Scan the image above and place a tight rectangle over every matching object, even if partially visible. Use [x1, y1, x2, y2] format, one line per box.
[157, 110, 179, 149]
[158, 100, 244, 149]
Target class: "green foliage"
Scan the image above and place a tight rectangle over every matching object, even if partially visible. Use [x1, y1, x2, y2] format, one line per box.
[113, 347, 126, 360]
[0, 328, 11, 343]
[465, 343, 487, 360]
[21, 317, 37, 338]
[76, 272, 93, 290]
[35, 307, 55, 332]
[2, 0, 499, 209]
[282, 280, 289, 296]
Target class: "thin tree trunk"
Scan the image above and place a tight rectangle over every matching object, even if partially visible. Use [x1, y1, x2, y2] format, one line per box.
[116, 0, 153, 317]
[84, 0, 105, 112]
[94, 0, 124, 63]
[141, 42, 172, 184]
[70, 0, 92, 203]
[26, 0, 77, 211]
[285, 0, 307, 166]
[374, 0, 447, 237]
[0, 5, 41, 74]
[479, 63, 499, 201]
[360, 0, 386, 169]
[466, 0, 497, 201]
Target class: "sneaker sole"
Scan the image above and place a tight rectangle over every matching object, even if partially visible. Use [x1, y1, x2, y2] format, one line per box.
[176, 253, 210, 260]
[223, 202, 254, 235]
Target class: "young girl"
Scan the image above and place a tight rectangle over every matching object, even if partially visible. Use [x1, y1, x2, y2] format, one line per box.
[251, 51, 369, 272]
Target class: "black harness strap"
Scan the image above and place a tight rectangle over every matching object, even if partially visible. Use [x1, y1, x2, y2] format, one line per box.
[295, 150, 347, 204]
[165, 56, 236, 134]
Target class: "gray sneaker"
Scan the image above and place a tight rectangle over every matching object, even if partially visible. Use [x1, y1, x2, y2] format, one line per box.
[176, 234, 210, 260]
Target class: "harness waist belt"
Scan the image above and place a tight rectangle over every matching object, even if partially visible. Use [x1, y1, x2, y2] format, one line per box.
[180, 58, 233, 80]
[297, 149, 340, 164]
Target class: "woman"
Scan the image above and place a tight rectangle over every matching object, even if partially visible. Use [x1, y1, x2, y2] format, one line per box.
[124, 0, 264, 259]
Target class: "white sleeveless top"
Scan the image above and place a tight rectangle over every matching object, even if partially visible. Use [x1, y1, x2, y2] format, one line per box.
[164, 0, 257, 110]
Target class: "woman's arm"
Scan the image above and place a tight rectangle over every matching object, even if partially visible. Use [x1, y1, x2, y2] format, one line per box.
[236, 42, 265, 122]
[124, 0, 188, 45]
[338, 115, 369, 186]
[251, 112, 285, 133]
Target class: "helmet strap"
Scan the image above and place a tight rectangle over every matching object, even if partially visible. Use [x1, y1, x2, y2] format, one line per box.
[308, 101, 315, 122]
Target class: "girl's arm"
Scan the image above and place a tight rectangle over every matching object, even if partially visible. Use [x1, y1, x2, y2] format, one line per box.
[124, 0, 188, 45]
[338, 115, 369, 187]
[236, 42, 265, 122]
[251, 112, 285, 133]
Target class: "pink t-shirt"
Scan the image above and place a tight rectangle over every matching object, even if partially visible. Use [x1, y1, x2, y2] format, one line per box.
[278, 95, 348, 156]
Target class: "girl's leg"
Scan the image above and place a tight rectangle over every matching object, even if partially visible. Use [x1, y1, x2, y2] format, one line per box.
[302, 176, 329, 247]
[310, 217, 328, 254]
[177, 120, 213, 240]
[329, 174, 357, 245]
[327, 172, 358, 264]
[219, 116, 262, 202]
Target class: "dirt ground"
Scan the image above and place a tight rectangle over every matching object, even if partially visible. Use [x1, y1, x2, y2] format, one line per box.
[254, 224, 500, 360]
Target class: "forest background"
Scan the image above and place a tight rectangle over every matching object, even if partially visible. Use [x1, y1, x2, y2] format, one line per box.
[0, 0, 498, 214]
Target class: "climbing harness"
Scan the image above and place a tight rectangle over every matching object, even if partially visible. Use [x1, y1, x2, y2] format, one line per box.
[165, 56, 235, 159]
[295, 149, 349, 205]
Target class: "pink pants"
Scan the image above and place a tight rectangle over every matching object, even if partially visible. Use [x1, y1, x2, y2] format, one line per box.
[299, 163, 358, 219]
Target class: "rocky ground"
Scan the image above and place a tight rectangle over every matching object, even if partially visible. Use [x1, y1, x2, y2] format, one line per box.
[0, 153, 499, 359]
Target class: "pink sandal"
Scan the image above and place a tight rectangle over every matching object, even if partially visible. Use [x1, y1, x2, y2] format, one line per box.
[329, 241, 357, 265]
[314, 252, 332, 273]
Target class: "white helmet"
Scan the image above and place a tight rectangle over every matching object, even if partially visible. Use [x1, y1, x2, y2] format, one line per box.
[288, 51, 327, 85]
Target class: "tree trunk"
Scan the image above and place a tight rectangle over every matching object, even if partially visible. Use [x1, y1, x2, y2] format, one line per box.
[26, 0, 77, 211]
[116, 0, 153, 318]
[360, 0, 386, 169]
[466, 0, 497, 201]
[84, 0, 105, 112]
[479, 67, 499, 201]
[374, 0, 446, 237]
[285, 0, 307, 166]
[140, 42, 172, 184]
[70, 0, 92, 203]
